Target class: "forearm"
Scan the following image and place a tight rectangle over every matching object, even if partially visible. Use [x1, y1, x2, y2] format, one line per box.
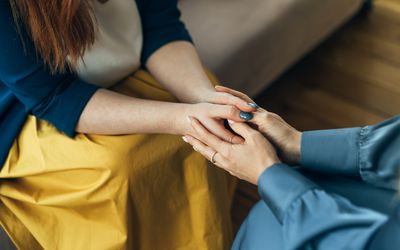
[76, 89, 186, 135]
[146, 41, 215, 103]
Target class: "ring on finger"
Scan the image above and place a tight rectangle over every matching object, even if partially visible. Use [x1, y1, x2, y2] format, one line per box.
[211, 151, 218, 164]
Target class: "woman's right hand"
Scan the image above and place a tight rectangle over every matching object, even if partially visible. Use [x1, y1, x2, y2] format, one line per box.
[215, 86, 302, 164]
[183, 118, 281, 185]
[178, 102, 252, 144]
[252, 110, 302, 164]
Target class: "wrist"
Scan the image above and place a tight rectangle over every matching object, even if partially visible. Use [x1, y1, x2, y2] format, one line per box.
[265, 158, 281, 170]
[171, 103, 193, 135]
[256, 159, 281, 185]
[184, 85, 216, 104]
[286, 131, 302, 164]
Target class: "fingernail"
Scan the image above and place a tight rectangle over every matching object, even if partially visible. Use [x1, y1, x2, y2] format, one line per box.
[247, 103, 259, 109]
[239, 111, 253, 121]
[227, 119, 235, 124]
[182, 136, 188, 143]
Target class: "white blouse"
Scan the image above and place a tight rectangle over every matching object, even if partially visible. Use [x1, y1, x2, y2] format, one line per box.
[74, 0, 143, 88]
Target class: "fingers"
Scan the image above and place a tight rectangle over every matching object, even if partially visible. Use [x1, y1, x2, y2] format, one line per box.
[183, 135, 216, 160]
[212, 104, 253, 122]
[228, 121, 260, 142]
[189, 117, 235, 151]
[183, 135, 226, 166]
[250, 109, 269, 127]
[220, 120, 245, 144]
[213, 92, 255, 112]
[215, 85, 255, 104]
[205, 119, 244, 144]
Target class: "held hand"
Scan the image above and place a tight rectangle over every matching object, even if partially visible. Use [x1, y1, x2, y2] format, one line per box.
[252, 110, 302, 164]
[204, 88, 257, 113]
[215, 86, 302, 164]
[179, 103, 254, 144]
[175, 85, 257, 144]
[183, 118, 280, 185]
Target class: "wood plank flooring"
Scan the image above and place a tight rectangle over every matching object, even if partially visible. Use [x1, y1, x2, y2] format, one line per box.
[231, 0, 400, 232]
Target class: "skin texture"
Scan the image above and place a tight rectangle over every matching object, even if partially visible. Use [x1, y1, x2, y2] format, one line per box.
[183, 86, 303, 184]
[76, 41, 256, 141]
[215, 86, 302, 164]
[183, 118, 280, 185]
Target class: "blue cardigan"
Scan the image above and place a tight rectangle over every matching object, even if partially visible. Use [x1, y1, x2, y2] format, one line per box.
[233, 116, 400, 250]
[0, 0, 192, 166]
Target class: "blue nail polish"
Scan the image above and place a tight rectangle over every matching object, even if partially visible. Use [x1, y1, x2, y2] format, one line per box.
[247, 103, 259, 109]
[240, 111, 253, 121]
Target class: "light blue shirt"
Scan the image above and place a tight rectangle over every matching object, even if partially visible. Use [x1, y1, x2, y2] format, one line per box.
[233, 116, 400, 250]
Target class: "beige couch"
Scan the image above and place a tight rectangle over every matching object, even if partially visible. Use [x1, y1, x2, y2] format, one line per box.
[180, 0, 365, 96]
[0, 1, 368, 249]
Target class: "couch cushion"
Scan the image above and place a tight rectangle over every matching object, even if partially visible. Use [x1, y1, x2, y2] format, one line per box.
[179, 0, 364, 96]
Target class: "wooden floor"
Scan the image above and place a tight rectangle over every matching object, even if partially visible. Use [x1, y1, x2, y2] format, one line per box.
[231, 0, 400, 232]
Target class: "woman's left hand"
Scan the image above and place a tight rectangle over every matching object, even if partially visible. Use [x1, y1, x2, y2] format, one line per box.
[183, 118, 281, 185]
[201, 88, 256, 113]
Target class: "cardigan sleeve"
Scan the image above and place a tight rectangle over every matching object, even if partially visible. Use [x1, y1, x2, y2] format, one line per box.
[136, 0, 193, 65]
[300, 116, 400, 190]
[0, 2, 99, 137]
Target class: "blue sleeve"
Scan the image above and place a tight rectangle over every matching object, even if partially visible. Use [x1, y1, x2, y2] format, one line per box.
[301, 116, 400, 190]
[0, 2, 99, 137]
[136, 0, 193, 65]
[258, 164, 388, 250]
[368, 202, 400, 250]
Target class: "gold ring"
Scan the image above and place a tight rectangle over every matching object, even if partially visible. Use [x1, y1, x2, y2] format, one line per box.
[211, 151, 217, 163]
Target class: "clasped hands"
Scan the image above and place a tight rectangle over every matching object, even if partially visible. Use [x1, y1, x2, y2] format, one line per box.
[182, 86, 302, 185]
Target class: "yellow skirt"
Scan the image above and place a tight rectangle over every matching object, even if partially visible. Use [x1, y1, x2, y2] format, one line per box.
[0, 70, 236, 250]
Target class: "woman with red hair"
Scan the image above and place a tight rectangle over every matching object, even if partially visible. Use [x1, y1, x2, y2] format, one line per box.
[0, 0, 256, 249]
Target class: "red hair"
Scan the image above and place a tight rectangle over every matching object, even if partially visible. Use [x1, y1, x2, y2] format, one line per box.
[10, 0, 98, 72]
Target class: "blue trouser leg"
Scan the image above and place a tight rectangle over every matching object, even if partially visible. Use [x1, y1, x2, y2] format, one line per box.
[231, 174, 396, 250]
[232, 201, 284, 250]
[310, 175, 396, 215]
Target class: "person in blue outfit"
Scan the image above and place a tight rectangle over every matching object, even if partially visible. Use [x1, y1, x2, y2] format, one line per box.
[183, 86, 400, 250]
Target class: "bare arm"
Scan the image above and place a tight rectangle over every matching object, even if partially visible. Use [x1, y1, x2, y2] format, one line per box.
[145, 41, 216, 104]
[76, 88, 248, 145]
[146, 41, 255, 112]
[76, 89, 186, 135]
[75, 42, 214, 135]
[76, 42, 254, 141]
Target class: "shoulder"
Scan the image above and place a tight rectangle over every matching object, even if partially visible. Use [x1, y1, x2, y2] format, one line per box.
[0, 1, 12, 16]
[0, 1, 18, 35]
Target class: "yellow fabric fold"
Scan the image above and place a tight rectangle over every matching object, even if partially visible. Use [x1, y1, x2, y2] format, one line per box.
[0, 70, 236, 250]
